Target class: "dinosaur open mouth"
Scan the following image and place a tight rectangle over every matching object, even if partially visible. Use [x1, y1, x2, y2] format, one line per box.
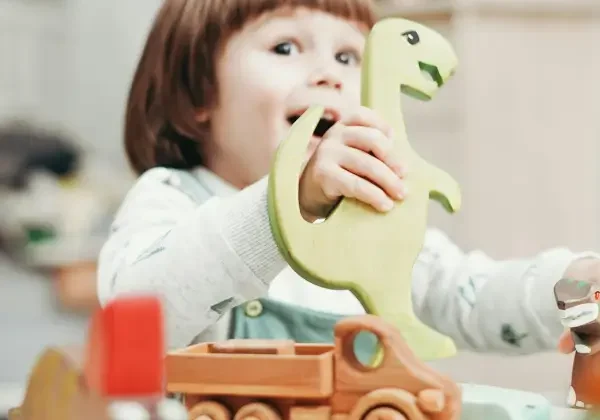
[559, 302, 599, 328]
[286, 110, 338, 137]
[401, 62, 446, 100]
[419, 62, 444, 87]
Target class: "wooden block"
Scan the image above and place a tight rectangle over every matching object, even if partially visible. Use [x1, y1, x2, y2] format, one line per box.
[85, 294, 164, 397]
[9, 346, 90, 420]
[11, 295, 178, 419]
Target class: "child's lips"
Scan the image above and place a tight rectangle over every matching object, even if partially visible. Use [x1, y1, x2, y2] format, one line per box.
[285, 107, 340, 137]
[286, 107, 341, 122]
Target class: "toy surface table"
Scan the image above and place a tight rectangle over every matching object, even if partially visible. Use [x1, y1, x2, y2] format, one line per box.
[544, 391, 587, 420]
[553, 407, 588, 419]
[0, 389, 587, 419]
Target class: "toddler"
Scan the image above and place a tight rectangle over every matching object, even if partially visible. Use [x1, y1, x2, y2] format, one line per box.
[98, 0, 596, 355]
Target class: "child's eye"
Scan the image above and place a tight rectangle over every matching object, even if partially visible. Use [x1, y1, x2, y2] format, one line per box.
[336, 51, 360, 66]
[271, 41, 299, 55]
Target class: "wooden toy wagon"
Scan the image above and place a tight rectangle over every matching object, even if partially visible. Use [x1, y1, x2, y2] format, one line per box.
[165, 314, 462, 420]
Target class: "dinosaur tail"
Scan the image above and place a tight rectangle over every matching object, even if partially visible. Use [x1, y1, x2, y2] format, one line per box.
[267, 106, 324, 277]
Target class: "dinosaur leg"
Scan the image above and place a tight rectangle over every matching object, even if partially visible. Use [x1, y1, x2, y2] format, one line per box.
[363, 291, 457, 362]
[393, 316, 457, 361]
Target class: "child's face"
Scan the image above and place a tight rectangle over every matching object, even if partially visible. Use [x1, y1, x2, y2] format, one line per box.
[205, 7, 368, 187]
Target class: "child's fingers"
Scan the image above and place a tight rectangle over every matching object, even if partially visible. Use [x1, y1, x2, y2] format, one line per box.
[557, 330, 575, 354]
[340, 125, 404, 177]
[340, 106, 393, 138]
[324, 166, 394, 212]
[337, 147, 405, 200]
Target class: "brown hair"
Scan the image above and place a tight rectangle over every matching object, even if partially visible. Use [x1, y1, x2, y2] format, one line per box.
[124, 0, 376, 174]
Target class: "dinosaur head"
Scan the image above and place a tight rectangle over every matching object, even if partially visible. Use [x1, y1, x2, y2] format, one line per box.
[554, 278, 600, 329]
[367, 18, 458, 101]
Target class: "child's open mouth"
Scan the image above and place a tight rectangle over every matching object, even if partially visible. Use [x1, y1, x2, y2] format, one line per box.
[286, 109, 338, 137]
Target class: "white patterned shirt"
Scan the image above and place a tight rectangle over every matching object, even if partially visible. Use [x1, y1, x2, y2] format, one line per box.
[97, 166, 597, 352]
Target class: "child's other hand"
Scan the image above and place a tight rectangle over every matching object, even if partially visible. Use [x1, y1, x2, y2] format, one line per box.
[299, 106, 406, 221]
[558, 330, 575, 354]
[558, 329, 600, 355]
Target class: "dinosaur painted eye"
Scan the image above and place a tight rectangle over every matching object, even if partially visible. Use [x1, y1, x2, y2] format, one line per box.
[402, 30, 420, 45]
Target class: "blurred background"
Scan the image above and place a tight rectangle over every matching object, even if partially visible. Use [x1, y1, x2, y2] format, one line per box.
[0, 0, 599, 415]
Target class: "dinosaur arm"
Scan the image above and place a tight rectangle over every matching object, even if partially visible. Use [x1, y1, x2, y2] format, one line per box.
[425, 162, 461, 213]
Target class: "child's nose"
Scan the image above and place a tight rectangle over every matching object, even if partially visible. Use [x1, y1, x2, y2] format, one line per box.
[308, 69, 342, 90]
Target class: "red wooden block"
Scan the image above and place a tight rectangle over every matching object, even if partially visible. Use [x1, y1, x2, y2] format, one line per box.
[84, 294, 165, 397]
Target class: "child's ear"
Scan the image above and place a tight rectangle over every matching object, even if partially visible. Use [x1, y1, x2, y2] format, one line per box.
[196, 108, 210, 123]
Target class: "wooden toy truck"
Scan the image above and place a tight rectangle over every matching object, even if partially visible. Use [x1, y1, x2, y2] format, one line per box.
[165, 314, 462, 420]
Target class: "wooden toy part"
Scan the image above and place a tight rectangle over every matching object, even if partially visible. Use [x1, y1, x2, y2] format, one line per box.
[554, 278, 600, 409]
[10, 295, 181, 420]
[333, 315, 461, 420]
[567, 355, 600, 410]
[7, 345, 113, 420]
[209, 339, 296, 355]
[165, 314, 461, 420]
[267, 18, 461, 362]
[85, 294, 165, 397]
[8, 347, 78, 420]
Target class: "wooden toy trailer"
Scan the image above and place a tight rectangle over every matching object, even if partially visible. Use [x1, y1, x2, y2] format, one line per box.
[165, 315, 462, 420]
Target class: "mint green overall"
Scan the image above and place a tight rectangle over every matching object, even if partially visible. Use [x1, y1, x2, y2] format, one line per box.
[230, 298, 378, 363]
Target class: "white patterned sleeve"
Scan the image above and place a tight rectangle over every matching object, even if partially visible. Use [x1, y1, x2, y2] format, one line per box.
[96, 168, 286, 349]
[411, 228, 599, 353]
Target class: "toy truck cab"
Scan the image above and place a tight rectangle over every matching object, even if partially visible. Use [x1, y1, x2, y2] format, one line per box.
[165, 314, 461, 420]
[331, 315, 461, 420]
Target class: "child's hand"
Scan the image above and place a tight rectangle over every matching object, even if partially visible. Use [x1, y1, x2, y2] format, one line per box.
[558, 330, 575, 354]
[299, 106, 406, 221]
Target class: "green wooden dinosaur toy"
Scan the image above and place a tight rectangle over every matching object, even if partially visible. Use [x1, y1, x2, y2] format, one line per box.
[267, 18, 461, 361]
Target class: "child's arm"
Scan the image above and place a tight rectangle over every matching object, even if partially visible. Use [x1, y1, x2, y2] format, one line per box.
[412, 228, 599, 354]
[97, 168, 286, 349]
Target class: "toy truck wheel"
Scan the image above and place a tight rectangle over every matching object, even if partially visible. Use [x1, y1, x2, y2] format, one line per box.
[189, 401, 231, 420]
[233, 402, 281, 420]
[348, 389, 422, 420]
[363, 407, 407, 420]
